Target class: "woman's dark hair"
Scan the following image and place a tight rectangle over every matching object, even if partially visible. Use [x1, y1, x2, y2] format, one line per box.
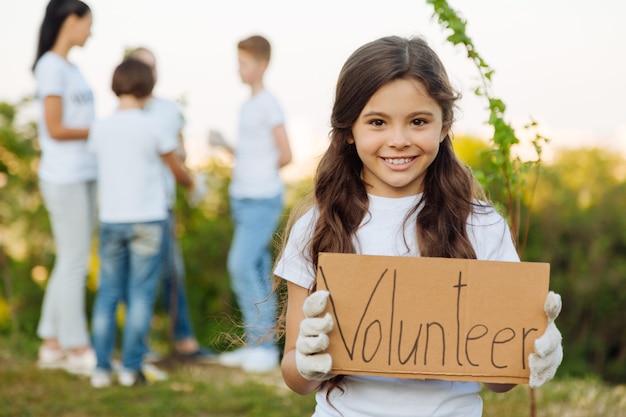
[111, 58, 155, 99]
[33, 0, 90, 71]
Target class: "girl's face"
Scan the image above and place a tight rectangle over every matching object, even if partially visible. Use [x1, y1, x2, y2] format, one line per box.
[66, 11, 92, 47]
[350, 78, 448, 198]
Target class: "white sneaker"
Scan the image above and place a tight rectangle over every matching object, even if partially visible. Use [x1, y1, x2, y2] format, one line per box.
[118, 368, 147, 387]
[218, 347, 252, 368]
[37, 346, 67, 369]
[242, 347, 280, 374]
[142, 363, 168, 382]
[91, 369, 112, 388]
[65, 348, 96, 376]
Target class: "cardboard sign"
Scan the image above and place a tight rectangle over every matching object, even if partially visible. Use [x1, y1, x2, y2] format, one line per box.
[316, 253, 550, 384]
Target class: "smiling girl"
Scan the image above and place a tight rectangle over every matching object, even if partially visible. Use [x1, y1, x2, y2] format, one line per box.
[274, 35, 563, 417]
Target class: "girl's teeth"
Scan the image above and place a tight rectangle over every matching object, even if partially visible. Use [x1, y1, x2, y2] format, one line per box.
[385, 158, 412, 165]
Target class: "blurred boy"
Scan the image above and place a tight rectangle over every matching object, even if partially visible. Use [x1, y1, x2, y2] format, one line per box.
[87, 58, 194, 387]
[216, 34, 292, 373]
[126, 46, 214, 364]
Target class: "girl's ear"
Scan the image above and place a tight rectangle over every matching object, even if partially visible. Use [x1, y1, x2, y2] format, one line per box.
[439, 126, 450, 143]
[345, 128, 355, 144]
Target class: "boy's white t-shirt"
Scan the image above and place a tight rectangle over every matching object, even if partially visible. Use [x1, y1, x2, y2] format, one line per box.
[144, 97, 185, 209]
[34, 51, 96, 183]
[229, 89, 285, 199]
[274, 194, 520, 417]
[87, 109, 177, 223]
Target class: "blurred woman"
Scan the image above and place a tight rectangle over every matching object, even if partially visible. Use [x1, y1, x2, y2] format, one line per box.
[32, 0, 97, 376]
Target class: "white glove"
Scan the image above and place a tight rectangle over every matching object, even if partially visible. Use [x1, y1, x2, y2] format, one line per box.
[208, 129, 227, 147]
[529, 291, 563, 388]
[295, 290, 335, 381]
[188, 172, 209, 207]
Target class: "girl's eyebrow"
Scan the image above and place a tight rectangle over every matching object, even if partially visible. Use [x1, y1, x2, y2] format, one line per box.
[361, 110, 436, 118]
[360, 111, 387, 118]
[408, 110, 435, 118]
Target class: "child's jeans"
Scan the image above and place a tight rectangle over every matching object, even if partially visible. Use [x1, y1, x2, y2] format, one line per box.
[91, 220, 166, 372]
[160, 210, 195, 343]
[227, 194, 283, 348]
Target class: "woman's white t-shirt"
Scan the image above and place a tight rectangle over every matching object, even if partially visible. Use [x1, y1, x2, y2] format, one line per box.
[274, 194, 520, 417]
[34, 51, 96, 184]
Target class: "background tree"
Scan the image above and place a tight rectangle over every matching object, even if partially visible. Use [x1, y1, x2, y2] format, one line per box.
[427, 0, 547, 256]
[0, 99, 52, 342]
[524, 148, 626, 383]
[426, 1, 549, 415]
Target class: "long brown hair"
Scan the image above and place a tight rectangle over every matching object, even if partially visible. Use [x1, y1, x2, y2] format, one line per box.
[309, 35, 481, 273]
[275, 36, 487, 397]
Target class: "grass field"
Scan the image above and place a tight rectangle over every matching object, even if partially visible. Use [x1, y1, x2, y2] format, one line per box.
[1, 341, 624, 417]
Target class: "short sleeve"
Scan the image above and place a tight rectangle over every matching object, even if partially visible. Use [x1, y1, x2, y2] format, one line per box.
[274, 208, 317, 289]
[34, 55, 65, 99]
[468, 204, 520, 262]
[145, 98, 185, 138]
[264, 92, 285, 129]
[151, 121, 178, 155]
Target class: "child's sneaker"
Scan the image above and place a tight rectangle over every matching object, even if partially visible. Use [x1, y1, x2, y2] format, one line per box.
[242, 347, 280, 374]
[65, 348, 96, 376]
[118, 368, 147, 387]
[218, 347, 251, 368]
[142, 363, 168, 382]
[90, 369, 112, 388]
[37, 346, 67, 370]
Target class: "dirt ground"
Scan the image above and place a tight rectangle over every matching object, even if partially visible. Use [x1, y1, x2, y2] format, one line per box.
[152, 352, 289, 393]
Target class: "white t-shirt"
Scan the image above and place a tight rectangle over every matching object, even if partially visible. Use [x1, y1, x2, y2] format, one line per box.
[274, 194, 520, 417]
[144, 97, 185, 209]
[87, 108, 177, 223]
[229, 89, 285, 199]
[34, 51, 96, 183]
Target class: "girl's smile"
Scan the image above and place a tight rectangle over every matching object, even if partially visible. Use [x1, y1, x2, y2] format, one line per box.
[381, 156, 416, 168]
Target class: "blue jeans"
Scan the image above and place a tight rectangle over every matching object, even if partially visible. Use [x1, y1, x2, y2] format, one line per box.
[37, 180, 97, 349]
[227, 194, 283, 349]
[91, 221, 166, 372]
[161, 210, 194, 342]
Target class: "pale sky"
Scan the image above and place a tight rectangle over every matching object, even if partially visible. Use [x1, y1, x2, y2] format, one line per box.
[2, 0, 625, 169]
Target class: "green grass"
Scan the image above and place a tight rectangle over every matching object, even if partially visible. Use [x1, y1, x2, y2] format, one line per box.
[482, 378, 626, 417]
[1, 338, 625, 417]
[0, 347, 315, 417]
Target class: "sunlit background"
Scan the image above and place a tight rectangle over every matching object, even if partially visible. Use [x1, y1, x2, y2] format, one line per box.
[2, 0, 625, 174]
[2, 2, 626, 400]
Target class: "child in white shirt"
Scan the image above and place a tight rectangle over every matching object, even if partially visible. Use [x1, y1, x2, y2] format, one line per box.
[87, 58, 194, 387]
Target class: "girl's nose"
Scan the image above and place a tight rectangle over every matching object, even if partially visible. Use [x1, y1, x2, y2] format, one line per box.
[387, 128, 410, 149]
